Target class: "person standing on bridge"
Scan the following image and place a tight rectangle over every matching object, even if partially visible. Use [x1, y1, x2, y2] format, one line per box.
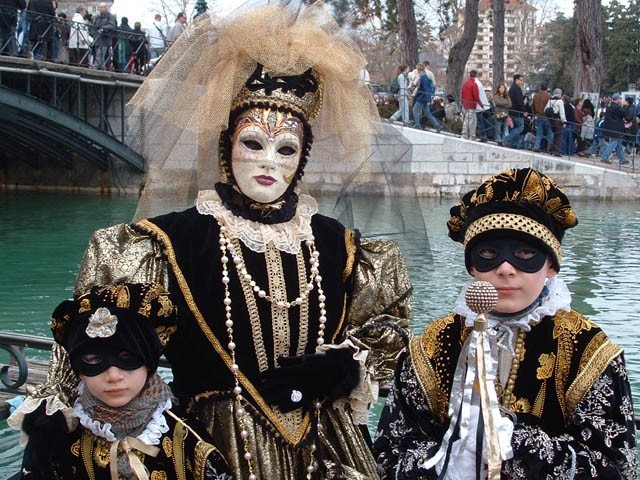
[0, 0, 26, 56]
[91, 2, 115, 70]
[26, 0, 54, 60]
[12, 2, 413, 479]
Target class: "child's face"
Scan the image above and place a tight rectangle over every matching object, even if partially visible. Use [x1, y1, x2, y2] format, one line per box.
[469, 238, 557, 314]
[80, 352, 148, 408]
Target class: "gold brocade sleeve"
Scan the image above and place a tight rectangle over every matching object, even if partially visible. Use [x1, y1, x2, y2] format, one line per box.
[344, 237, 413, 386]
[75, 223, 170, 294]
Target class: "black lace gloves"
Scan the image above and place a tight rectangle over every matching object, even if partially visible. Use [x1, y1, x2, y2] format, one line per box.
[261, 347, 360, 412]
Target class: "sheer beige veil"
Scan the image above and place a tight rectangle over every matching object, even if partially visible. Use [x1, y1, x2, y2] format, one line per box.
[127, 0, 381, 221]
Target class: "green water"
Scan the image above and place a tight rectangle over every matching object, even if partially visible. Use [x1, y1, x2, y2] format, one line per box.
[1, 191, 640, 477]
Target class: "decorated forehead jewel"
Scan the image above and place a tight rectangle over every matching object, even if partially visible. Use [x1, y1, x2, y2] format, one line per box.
[86, 307, 118, 338]
[232, 64, 324, 121]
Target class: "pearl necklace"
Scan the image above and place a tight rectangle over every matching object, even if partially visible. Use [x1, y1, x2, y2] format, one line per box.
[217, 222, 325, 478]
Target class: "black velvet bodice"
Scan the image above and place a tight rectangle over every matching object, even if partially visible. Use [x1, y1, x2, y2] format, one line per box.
[137, 207, 354, 408]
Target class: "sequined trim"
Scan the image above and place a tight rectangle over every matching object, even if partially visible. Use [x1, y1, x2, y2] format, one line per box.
[566, 339, 622, 414]
[137, 219, 313, 446]
[464, 213, 563, 264]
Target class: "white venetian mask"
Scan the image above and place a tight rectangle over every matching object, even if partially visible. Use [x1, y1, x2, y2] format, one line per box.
[230, 107, 304, 204]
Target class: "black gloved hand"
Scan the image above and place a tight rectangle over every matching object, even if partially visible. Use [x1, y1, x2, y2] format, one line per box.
[20, 402, 71, 479]
[260, 347, 360, 413]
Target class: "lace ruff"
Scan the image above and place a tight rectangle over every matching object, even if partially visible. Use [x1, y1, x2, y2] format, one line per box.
[195, 189, 318, 254]
[73, 383, 171, 445]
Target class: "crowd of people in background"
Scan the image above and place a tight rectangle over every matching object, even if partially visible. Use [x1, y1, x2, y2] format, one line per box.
[0, 1, 188, 74]
[383, 62, 640, 165]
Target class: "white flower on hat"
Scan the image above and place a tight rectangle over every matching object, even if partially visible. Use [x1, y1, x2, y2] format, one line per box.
[86, 307, 118, 338]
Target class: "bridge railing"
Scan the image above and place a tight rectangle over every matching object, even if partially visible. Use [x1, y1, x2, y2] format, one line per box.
[0, 6, 154, 75]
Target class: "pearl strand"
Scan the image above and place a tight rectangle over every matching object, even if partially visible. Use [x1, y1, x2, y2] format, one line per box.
[218, 223, 326, 478]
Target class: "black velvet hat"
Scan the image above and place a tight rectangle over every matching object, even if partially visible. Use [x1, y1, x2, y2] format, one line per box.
[447, 168, 578, 272]
[50, 283, 177, 374]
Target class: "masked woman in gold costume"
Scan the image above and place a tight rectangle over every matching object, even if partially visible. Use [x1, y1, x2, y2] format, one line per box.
[9, 2, 412, 479]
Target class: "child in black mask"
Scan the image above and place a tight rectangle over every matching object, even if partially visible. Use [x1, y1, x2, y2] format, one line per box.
[374, 168, 636, 479]
[11, 283, 231, 480]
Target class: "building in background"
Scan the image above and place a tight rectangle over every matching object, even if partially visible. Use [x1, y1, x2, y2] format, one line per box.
[468, 0, 537, 89]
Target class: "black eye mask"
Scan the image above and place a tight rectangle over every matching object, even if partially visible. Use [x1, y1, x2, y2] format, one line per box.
[470, 238, 548, 273]
[71, 348, 145, 377]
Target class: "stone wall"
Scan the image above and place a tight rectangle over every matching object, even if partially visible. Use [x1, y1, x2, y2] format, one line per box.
[4, 125, 640, 199]
[305, 126, 640, 199]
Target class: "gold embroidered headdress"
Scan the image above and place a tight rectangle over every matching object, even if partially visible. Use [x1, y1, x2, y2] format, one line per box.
[447, 168, 578, 270]
[127, 1, 380, 220]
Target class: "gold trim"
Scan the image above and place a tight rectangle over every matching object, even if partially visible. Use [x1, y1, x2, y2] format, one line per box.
[566, 340, 622, 414]
[408, 336, 437, 415]
[81, 430, 96, 480]
[266, 242, 291, 364]
[296, 248, 310, 356]
[172, 416, 187, 480]
[233, 238, 269, 373]
[194, 441, 216, 480]
[137, 219, 312, 446]
[464, 213, 563, 264]
[343, 228, 357, 283]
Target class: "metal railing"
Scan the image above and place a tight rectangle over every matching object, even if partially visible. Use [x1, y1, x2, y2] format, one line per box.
[0, 6, 155, 75]
[383, 90, 639, 172]
[0, 330, 170, 397]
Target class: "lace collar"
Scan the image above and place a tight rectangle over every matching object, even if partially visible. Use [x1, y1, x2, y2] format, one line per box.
[454, 276, 572, 331]
[195, 189, 318, 254]
[73, 383, 171, 445]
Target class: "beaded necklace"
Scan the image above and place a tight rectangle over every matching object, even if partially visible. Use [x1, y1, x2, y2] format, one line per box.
[217, 222, 324, 479]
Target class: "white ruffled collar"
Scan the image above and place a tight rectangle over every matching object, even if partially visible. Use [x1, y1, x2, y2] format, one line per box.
[454, 276, 572, 330]
[195, 189, 318, 254]
[73, 383, 171, 445]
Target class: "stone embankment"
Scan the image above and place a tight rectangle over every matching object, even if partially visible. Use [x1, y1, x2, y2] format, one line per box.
[3, 125, 639, 199]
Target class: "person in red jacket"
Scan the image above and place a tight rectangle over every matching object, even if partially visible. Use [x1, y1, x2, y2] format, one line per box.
[460, 70, 480, 139]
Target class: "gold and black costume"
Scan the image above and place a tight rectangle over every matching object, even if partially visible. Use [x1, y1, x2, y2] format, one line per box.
[68, 200, 411, 479]
[374, 169, 636, 479]
[12, 2, 414, 478]
[375, 304, 636, 478]
[42, 408, 230, 480]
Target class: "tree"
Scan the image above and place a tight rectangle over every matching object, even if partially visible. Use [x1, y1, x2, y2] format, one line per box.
[151, 0, 199, 23]
[602, 0, 640, 93]
[445, 0, 479, 97]
[536, 14, 576, 94]
[492, 0, 505, 87]
[397, 0, 419, 66]
[574, 0, 603, 95]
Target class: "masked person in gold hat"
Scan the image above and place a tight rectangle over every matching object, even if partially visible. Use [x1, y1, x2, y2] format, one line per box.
[11, 283, 231, 480]
[12, 2, 412, 479]
[374, 168, 636, 479]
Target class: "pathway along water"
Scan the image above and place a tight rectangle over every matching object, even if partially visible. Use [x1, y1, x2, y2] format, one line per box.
[1, 191, 639, 476]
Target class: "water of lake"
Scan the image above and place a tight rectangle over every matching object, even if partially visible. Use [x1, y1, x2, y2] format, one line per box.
[1, 191, 639, 478]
